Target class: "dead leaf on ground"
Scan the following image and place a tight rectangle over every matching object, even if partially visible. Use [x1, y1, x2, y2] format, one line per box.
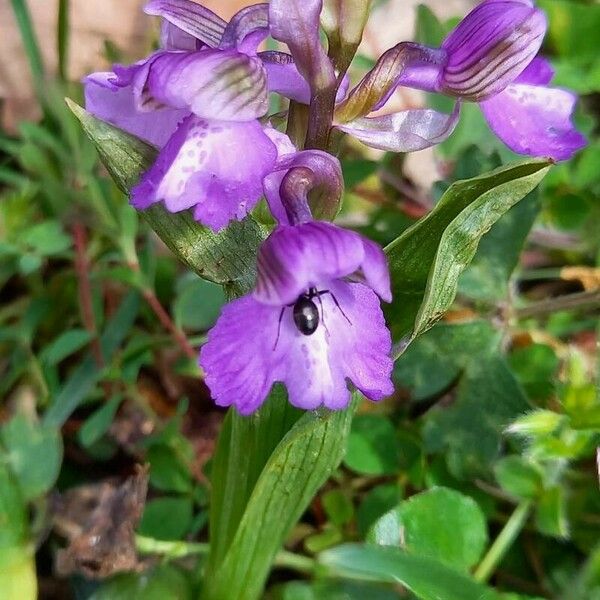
[52, 465, 148, 578]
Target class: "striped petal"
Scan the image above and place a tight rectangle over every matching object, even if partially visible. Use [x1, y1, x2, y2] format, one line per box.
[441, 0, 546, 101]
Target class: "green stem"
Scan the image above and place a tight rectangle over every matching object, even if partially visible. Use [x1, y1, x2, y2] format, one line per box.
[136, 535, 209, 559]
[135, 535, 316, 575]
[474, 500, 532, 583]
[274, 550, 315, 575]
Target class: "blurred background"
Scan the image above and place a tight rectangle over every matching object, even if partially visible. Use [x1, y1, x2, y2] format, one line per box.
[1, 0, 599, 598]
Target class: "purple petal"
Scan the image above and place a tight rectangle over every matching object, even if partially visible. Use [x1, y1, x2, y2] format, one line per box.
[199, 281, 393, 413]
[160, 21, 203, 51]
[515, 56, 554, 85]
[131, 116, 278, 230]
[199, 295, 281, 414]
[337, 43, 446, 122]
[260, 51, 350, 105]
[143, 49, 269, 121]
[480, 82, 586, 161]
[144, 0, 226, 48]
[260, 51, 311, 103]
[440, 0, 546, 100]
[336, 104, 460, 152]
[255, 222, 391, 305]
[269, 0, 336, 95]
[84, 70, 187, 147]
[219, 4, 269, 55]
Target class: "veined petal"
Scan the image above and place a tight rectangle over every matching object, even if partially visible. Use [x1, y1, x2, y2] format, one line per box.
[515, 56, 554, 85]
[131, 116, 278, 230]
[260, 51, 311, 103]
[263, 150, 343, 223]
[336, 104, 460, 152]
[335, 43, 446, 122]
[269, 0, 336, 95]
[199, 281, 393, 414]
[142, 49, 269, 121]
[144, 0, 226, 48]
[219, 4, 269, 55]
[440, 0, 547, 101]
[84, 70, 187, 147]
[480, 83, 586, 161]
[161, 21, 203, 51]
[254, 221, 391, 305]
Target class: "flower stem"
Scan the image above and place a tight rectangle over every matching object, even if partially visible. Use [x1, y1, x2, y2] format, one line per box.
[474, 500, 532, 583]
[135, 535, 315, 575]
[515, 289, 600, 319]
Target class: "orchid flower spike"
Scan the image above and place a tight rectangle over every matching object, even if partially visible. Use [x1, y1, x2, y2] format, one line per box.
[361, 0, 586, 161]
[84, 1, 284, 231]
[200, 152, 394, 414]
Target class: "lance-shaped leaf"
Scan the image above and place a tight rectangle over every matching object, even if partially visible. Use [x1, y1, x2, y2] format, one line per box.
[66, 100, 265, 296]
[319, 544, 499, 600]
[337, 104, 460, 153]
[219, 3, 269, 54]
[144, 0, 227, 48]
[321, 0, 372, 73]
[384, 159, 551, 343]
[269, 0, 336, 95]
[205, 396, 357, 600]
[334, 42, 445, 123]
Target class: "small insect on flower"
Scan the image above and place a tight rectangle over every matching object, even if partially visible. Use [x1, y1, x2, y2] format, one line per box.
[200, 221, 394, 413]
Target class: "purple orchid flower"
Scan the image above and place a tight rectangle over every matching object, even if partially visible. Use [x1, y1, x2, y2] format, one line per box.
[382, 0, 587, 160]
[199, 152, 394, 414]
[268, 0, 461, 152]
[84, 2, 284, 231]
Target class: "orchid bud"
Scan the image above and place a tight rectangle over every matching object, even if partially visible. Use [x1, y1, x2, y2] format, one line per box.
[440, 0, 547, 101]
[321, 0, 372, 73]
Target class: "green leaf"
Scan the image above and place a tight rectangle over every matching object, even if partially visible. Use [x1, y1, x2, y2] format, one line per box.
[43, 291, 140, 428]
[204, 397, 356, 600]
[322, 489, 354, 528]
[42, 329, 92, 365]
[536, 486, 569, 538]
[357, 483, 403, 538]
[78, 395, 122, 447]
[458, 192, 540, 302]
[384, 160, 550, 341]
[20, 220, 71, 255]
[173, 275, 225, 331]
[368, 487, 488, 572]
[1, 415, 63, 501]
[0, 464, 37, 600]
[147, 445, 193, 494]
[274, 579, 400, 600]
[320, 544, 499, 600]
[138, 497, 194, 541]
[89, 564, 192, 600]
[344, 415, 400, 475]
[396, 321, 529, 478]
[207, 388, 302, 574]
[539, 0, 600, 60]
[66, 100, 266, 297]
[494, 456, 543, 501]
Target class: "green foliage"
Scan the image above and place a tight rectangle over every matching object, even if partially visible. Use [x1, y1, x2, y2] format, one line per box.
[368, 487, 488, 572]
[2, 0, 600, 599]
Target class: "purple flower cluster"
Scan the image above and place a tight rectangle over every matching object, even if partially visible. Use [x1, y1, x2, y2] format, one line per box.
[85, 0, 585, 414]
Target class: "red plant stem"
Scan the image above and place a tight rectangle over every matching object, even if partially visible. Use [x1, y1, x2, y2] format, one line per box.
[138, 283, 196, 361]
[72, 222, 104, 368]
